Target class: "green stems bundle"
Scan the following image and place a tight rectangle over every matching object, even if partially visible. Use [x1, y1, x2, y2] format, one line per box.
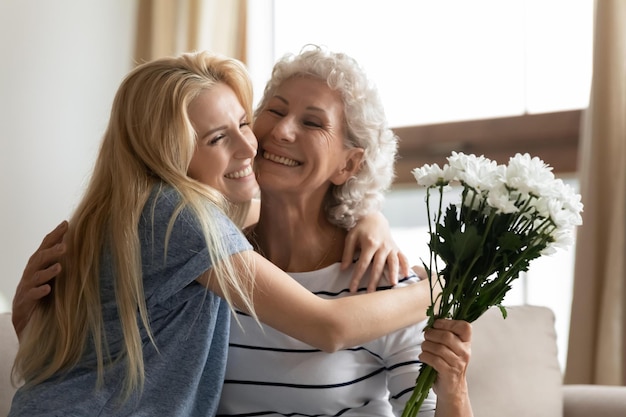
[401, 152, 583, 417]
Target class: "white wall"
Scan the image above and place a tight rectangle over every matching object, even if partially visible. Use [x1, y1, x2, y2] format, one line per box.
[0, 0, 137, 311]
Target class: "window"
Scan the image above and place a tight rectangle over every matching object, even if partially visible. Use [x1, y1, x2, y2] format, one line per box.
[248, 0, 592, 127]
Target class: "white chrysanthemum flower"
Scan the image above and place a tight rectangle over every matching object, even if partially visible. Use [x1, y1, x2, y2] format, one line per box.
[544, 228, 575, 254]
[506, 153, 555, 196]
[448, 152, 503, 191]
[486, 185, 518, 214]
[531, 196, 552, 219]
[412, 163, 446, 187]
[549, 180, 584, 222]
[554, 204, 583, 229]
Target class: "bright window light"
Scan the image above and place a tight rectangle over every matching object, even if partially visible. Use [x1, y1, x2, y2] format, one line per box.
[248, 0, 593, 127]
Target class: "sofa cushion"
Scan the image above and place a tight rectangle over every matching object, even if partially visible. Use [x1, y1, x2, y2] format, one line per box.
[0, 313, 18, 417]
[466, 305, 563, 417]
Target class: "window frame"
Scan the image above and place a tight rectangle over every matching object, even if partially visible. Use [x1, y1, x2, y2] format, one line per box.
[392, 109, 581, 185]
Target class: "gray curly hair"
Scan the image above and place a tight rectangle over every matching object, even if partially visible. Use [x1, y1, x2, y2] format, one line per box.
[255, 45, 398, 229]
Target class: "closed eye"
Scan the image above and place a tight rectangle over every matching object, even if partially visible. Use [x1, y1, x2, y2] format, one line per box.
[303, 120, 323, 128]
[268, 108, 285, 117]
[209, 134, 225, 145]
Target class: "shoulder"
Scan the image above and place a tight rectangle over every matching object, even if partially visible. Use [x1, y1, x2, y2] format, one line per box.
[141, 184, 249, 251]
[145, 183, 233, 228]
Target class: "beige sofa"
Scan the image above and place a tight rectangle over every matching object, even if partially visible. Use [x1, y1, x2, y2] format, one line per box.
[1, 306, 626, 416]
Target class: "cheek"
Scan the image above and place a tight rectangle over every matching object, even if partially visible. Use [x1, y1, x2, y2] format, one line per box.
[252, 117, 272, 139]
[188, 155, 221, 187]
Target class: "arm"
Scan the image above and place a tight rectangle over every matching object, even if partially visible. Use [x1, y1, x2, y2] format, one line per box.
[342, 211, 411, 293]
[200, 250, 431, 352]
[12, 221, 68, 339]
[422, 319, 474, 417]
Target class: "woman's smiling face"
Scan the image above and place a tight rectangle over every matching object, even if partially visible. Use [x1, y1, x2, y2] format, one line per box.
[187, 83, 259, 203]
[253, 76, 363, 196]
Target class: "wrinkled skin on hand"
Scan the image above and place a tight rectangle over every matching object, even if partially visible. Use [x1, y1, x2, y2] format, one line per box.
[342, 211, 410, 293]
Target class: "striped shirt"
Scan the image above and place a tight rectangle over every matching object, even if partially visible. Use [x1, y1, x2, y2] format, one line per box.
[217, 263, 436, 416]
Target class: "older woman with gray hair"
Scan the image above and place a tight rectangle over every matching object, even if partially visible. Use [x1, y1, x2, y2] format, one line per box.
[219, 45, 473, 417]
[253, 44, 400, 293]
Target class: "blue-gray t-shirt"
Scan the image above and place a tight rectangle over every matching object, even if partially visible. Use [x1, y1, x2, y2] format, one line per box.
[9, 185, 252, 417]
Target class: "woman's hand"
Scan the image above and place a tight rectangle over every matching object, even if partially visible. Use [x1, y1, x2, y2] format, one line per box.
[341, 211, 410, 293]
[12, 221, 68, 338]
[421, 319, 474, 416]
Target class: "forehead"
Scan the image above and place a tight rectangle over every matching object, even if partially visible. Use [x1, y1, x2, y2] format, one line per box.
[188, 83, 244, 124]
[274, 76, 344, 112]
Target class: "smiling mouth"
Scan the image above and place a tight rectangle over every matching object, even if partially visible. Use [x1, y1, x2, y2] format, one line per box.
[262, 151, 301, 167]
[225, 165, 253, 179]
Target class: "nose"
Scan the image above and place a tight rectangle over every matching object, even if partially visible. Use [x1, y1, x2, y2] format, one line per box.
[270, 115, 296, 143]
[235, 129, 258, 159]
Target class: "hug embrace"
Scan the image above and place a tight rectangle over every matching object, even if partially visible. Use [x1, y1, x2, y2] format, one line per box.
[9, 46, 472, 417]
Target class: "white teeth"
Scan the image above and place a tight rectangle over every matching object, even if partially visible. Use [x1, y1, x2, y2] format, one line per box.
[263, 151, 300, 167]
[225, 165, 253, 179]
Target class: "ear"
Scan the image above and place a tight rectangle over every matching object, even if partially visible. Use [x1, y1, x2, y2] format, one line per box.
[330, 148, 365, 185]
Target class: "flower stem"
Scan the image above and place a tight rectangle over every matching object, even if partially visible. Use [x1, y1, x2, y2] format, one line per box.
[401, 364, 437, 417]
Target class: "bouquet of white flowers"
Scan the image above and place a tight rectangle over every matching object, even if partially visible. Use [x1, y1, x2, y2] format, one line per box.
[401, 152, 583, 417]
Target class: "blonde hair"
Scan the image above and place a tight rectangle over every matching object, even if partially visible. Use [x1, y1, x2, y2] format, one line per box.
[13, 51, 256, 399]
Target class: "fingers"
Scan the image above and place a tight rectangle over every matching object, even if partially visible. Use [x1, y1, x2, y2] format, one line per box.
[383, 251, 399, 290]
[366, 243, 388, 292]
[343, 211, 402, 293]
[340, 231, 358, 271]
[349, 243, 378, 293]
[349, 241, 397, 293]
[23, 244, 66, 296]
[420, 319, 472, 399]
[432, 318, 472, 342]
[411, 265, 428, 280]
[31, 262, 62, 289]
[350, 246, 409, 293]
[13, 222, 68, 330]
[27, 282, 53, 300]
[36, 220, 68, 252]
[25, 221, 68, 279]
[420, 319, 472, 373]
[399, 252, 411, 278]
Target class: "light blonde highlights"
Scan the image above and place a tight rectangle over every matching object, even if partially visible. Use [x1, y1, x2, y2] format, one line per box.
[13, 51, 256, 400]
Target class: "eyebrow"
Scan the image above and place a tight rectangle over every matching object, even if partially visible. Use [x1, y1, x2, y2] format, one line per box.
[197, 112, 248, 140]
[198, 126, 224, 140]
[273, 95, 326, 114]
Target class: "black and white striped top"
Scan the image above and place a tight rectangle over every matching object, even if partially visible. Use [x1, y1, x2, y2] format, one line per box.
[217, 263, 436, 416]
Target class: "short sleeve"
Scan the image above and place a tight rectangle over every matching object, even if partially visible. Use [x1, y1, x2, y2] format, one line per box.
[139, 185, 252, 306]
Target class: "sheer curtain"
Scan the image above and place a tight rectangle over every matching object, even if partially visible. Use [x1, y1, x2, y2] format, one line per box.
[565, 0, 626, 385]
[134, 0, 247, 64]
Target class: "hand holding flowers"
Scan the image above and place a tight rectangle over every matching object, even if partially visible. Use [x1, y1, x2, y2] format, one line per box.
[401, 152, 583, 417]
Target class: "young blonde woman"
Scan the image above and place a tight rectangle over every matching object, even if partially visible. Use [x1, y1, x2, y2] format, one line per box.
[8, 51, 432, 417]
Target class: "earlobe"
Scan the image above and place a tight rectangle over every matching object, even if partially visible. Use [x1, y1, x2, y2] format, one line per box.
[330, 148, 365, 185]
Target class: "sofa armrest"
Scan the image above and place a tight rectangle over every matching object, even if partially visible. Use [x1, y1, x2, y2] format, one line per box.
[563, 384, 626, 417]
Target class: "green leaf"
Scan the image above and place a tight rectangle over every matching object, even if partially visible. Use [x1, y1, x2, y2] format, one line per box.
[449, 225, 483, 263]
[498, 305, 508, 319]
[497, 231, 524, 252]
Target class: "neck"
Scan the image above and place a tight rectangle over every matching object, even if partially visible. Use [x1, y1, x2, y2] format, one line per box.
[249, 193, 345, 272]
